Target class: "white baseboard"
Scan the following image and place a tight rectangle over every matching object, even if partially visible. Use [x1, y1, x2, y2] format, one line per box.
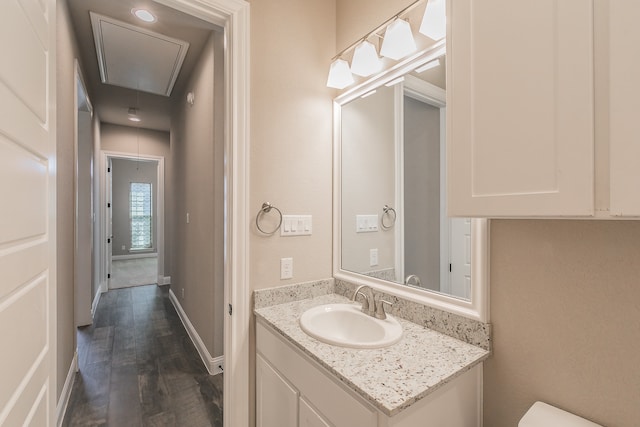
[112, 253, 158, 261]
[91, 283, 105, 318]
[168, 289, 223, 375]
[56, 350, 78, 427]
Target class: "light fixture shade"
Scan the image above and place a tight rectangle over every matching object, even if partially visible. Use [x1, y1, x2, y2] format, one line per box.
[326, 59, 354, 89]
[350, 41, 382, 77]
[419, 0, 446, 41]
[380, 20, 417, 61]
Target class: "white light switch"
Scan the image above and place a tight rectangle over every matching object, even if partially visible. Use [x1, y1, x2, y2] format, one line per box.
[281, 215, 312, 236]
[280, 257, 293, 279]
[356, 215, 379, 233]
[370, 248, 379, 266]
[186, 213, 190, 224]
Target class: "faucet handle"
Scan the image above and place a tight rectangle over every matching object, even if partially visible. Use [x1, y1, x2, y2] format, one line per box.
[374, 299, 393, 320]
[352, 286, 370, 311]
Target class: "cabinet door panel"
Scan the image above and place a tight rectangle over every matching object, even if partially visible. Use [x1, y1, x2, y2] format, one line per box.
[609, 0, 640, 216]
[299, 398, 332, 427]
[447, 0, 594, 217]
[257, 355, 298, 427]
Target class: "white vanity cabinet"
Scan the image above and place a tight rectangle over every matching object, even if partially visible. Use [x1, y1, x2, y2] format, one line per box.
[256, 321, 483, 427]
[447, 0, 640, 218]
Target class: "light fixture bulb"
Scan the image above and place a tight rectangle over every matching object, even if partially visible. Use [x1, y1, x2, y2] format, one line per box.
[419, 0, 446, 41]
[350, 40, 382, 77]
[326, 59, 354, 89]
[380, 19, 417, 61]
[132, 8, 157, 23]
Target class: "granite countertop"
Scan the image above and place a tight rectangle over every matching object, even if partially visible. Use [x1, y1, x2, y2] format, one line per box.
[254, 293, 490, 417]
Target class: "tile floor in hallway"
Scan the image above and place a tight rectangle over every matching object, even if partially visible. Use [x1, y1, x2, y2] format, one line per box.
[63, 285, 223, 427]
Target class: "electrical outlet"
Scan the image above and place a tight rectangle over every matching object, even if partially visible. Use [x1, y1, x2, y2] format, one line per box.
[121, 245, 126, 250]
[186, 213, 190, 224]
[181, 288, 185, 299]
[370, 248, 379, 266]
[280, 258, 293, 279]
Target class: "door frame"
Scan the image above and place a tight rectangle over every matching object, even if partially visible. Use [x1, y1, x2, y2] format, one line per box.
[100, 151, 165, 290]
[132, 1, 250, 426]
[74, 60, 94, 326]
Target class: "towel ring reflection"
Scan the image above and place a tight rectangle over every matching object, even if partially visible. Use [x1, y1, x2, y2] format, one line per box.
[381, 205, 397, 230]
[256, 202, 283, 235]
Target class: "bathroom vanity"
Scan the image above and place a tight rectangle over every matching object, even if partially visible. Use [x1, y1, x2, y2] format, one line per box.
[254, 287, 489, 427]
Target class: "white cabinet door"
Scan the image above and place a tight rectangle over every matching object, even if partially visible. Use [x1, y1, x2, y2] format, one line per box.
[256, 355, 299, 427]
[299, 397, 332, 427]
[447, 0, 594, 217]
[609, 0, 640, 217]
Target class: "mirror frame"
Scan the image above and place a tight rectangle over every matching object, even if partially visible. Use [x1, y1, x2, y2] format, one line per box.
[332, 43, 490, 322]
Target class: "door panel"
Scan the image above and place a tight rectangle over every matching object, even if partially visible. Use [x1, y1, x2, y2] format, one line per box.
[0, 0, 55, 424]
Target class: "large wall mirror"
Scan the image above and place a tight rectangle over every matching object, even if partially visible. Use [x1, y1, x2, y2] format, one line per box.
[333, 41, 489, 322]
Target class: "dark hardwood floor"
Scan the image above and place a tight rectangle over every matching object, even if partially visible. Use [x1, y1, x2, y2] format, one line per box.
[63, 285, 223, 427]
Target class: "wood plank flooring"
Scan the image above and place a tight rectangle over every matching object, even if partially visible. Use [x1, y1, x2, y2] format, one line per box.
[63, 285, 223, 427]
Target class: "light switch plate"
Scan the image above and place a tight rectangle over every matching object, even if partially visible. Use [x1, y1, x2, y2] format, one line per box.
[356, 215, 379, 233]
[281, 215, 312, 236]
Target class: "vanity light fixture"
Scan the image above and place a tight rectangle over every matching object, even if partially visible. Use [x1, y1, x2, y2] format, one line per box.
[380, 19, 417, 60]
[415, 58, 441, 73]
[128, 107, 141, 122]
[419, 0, 446, 41]
[132, 8, 157, 23]
[351, 40, 383, 77]
[385, 76, 405, 87]
[327, 58, 355, 89]
[360, 89, 377, 99]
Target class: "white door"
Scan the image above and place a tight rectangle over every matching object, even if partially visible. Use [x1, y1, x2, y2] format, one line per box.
[106, 157, 113, 289]
[449, 218, 471, 299]
[0, 0, 56, 425]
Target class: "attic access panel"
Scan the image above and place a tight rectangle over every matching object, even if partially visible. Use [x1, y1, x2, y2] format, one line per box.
[90, 12, 189, 97]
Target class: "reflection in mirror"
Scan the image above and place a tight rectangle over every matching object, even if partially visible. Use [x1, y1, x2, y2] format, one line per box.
[338, 48, 480, 306]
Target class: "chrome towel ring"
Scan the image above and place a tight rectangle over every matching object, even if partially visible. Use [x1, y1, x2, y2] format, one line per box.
[256, 202, 283, 235]
[381, 204, 397, 230]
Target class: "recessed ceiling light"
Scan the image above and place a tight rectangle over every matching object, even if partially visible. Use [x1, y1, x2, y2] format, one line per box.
[132, 8, 156, 23]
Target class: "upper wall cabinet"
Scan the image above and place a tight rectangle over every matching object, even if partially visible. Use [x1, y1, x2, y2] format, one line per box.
[609, 0, 640, 217]
[447, 0, 595, 217]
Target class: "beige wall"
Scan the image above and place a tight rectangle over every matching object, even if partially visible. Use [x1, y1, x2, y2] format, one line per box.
[249, 0, 335, 291]
[485, 220, 640, 427]
[170, 31, 225, 358]
[403, 96, 440, 290]
[341, 85, 396, 274]
[56, 0, 81, 400]
[336, 0, 414, 52]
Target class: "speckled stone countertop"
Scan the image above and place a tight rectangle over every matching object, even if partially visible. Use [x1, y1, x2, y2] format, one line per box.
[254, 293, 490, 417]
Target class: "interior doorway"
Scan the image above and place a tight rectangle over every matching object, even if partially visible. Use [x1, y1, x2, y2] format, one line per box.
[102, 152, 166, 291]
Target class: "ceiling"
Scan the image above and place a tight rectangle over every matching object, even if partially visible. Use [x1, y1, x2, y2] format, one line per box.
[67, 0, 221, 131]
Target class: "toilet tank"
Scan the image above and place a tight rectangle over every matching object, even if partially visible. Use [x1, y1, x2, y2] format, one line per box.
[519, 402, 603, 427]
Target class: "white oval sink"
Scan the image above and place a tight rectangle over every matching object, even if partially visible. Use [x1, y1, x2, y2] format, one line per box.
[299, 303, 403, 349]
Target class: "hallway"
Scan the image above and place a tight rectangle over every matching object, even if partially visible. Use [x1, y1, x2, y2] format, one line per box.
[63, 285, 222, 426]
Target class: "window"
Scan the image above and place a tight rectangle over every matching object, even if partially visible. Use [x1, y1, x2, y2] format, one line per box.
[130, 182, 152, 250]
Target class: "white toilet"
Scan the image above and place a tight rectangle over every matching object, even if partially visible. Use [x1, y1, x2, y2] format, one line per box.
[519, 401, 603, 427]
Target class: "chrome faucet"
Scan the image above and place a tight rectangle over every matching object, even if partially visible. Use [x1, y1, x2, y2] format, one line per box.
[352, 285, 375, 316]
[405, 274, 422, 287]
[352, 285, 393, 319]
